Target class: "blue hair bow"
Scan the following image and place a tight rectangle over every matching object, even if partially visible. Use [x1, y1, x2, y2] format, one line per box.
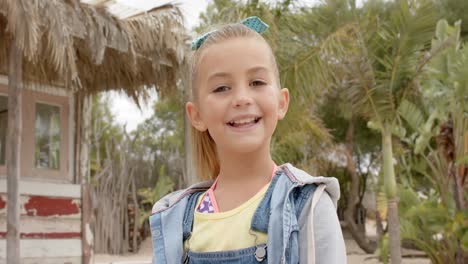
[191, 16, 269, 50]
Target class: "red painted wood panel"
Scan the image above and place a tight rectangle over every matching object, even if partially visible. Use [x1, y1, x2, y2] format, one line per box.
[23, 196, 80, 216]
[0, 195, 81, 216]
[0, 195, 5, 209]
[0, 195, 82, 240]
[0, 232, 81, 239]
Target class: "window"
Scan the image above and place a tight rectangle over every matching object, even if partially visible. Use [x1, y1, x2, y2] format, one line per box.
[35, 103, 60, 170]
[0, 96, 7, 165]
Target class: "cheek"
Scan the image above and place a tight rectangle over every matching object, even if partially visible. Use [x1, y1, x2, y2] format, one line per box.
[199, 100, 224, 124]
[261, 91, 280, 115]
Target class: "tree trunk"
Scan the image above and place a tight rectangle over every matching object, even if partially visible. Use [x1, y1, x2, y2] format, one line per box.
[80, 94, 93, 264]
[343, 118, 377, 253]
[448, 161, 465, 264]
[131, 175, 139, 253]
[7, 37, 22, 264]
[448, 115, 466, 211]
[181, 61, 196, 186]
[456, 131, 468, 263]
[375, 210, 384, 241]
[437, 119, 467, 263]
[382, 127, 402, 264]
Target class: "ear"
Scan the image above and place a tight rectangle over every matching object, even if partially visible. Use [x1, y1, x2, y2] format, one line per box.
[277, 88, 289, 120]
[186, 102, 208, 131]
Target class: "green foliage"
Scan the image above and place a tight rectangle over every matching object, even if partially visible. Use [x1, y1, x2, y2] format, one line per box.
[435, 0, 468, 40]
[456, 154, 468, 166]
[90, 94, 125, 175]
[399, 187, 468, 263]
[356, 1, 436, 124]
[421, 20, 468, 171]
[137, 166, 175, 227]
[319, 91, 381, 154]
[281, 1, 467, 260]
[132, 96, 185, 188]
[392, 19, 468, 261]
[135, 97, 184, 154]
[129, 96, 185, 232]
[378, 233, 390, 264]
[397, 98, 441, 155]
[422, 19, 468, 118]
[90, 93, 185, 240]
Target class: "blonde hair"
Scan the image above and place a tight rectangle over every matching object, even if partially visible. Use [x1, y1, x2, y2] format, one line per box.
[189, 23, 279, 180]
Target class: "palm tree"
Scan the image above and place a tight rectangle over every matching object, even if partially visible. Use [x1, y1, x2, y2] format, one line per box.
[283, 0, 439, 262]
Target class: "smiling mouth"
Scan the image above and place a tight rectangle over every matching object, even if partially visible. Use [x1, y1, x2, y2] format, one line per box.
[227, 117, 262, 127]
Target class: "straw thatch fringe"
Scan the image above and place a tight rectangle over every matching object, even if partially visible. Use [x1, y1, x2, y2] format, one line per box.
[0, 0, 187, 99]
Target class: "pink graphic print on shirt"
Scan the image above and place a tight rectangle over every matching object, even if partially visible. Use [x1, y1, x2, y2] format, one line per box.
[197, 192, 216, 213]
[197, 165, 278, 214]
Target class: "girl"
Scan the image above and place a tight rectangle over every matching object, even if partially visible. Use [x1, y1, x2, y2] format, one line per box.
[150, 17, 346, 263]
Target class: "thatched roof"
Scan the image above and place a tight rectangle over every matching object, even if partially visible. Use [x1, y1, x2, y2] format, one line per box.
[0, 0, 187, 99]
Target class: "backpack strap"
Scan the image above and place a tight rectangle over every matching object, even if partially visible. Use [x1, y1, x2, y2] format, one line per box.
[307, 184, 326, 264]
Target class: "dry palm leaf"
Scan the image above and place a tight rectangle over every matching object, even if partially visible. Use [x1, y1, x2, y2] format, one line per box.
[0, 0, 188, 99]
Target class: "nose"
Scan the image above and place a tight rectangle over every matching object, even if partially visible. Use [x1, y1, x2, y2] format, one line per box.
[232, 86, 253, 108]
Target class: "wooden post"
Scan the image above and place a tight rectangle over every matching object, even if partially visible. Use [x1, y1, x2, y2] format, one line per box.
[183, 63, 195, 186]
[7, 39, 22, 264]
[80, 94, 93, 264]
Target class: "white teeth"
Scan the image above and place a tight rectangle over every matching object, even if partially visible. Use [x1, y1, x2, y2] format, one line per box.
[227, 117, 260, 126]
[232, 117, 256, 125]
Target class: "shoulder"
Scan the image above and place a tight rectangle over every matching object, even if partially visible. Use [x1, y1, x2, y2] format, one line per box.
[280, 163, 341, 207]
[151, 181, 212, 214]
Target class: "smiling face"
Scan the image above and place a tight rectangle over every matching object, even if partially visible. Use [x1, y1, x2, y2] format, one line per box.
[186, 36, 289, 156]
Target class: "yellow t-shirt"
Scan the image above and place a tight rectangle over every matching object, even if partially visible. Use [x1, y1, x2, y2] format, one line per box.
[187, 183, 270, 252]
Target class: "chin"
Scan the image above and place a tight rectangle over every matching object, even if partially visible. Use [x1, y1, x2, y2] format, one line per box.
[225, 139, 268, 154]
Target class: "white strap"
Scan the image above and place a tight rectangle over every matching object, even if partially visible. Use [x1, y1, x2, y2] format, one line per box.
[307, 184, 326, 264]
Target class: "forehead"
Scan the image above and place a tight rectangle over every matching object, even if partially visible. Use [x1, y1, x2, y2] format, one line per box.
[196, 37, 275, 81]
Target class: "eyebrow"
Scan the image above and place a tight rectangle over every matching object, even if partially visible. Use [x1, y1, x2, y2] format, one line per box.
[247, 66, 269, 75]
[207, 72, 230, 81]
[207, 66, 270, 81]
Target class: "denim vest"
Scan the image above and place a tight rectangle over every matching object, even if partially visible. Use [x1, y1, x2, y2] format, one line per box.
[149, 164, 341, 264]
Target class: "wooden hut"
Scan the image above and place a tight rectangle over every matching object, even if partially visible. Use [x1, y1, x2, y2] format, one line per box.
[0, 0, 186, 263]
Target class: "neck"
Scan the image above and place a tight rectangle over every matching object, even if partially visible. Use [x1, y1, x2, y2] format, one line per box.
[215, 144, 275, 190]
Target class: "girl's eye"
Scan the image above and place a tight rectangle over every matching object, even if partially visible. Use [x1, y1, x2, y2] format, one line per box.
[213, 86, 230, 93]
[251, 80, 266, 87]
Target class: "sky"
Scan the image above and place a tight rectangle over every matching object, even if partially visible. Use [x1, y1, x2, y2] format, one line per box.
[109, 0, 209, 132]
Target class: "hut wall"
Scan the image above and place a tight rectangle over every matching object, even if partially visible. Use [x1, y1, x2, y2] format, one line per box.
[0, 77, 81, 263]
[0, 184, 82, 264]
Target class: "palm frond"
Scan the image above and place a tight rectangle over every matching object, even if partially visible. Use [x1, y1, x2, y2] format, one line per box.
[369, 0, 437, 118]
[397, 99, 425, 132]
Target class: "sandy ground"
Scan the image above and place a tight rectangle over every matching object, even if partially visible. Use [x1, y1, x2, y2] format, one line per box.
[345, 236, 429, 264]
[94, 235, 430, 264]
